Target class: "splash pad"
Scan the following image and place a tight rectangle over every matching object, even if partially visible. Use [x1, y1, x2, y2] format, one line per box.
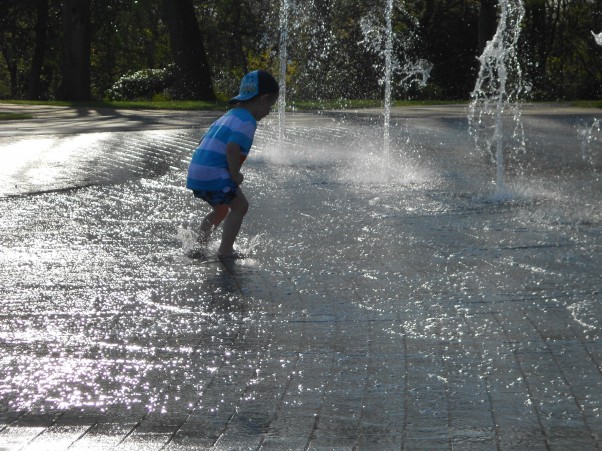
[1, 0, 602, 446]
[0, 103, 601, 448]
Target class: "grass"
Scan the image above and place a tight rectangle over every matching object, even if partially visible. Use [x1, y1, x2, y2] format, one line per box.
[572, 100, 602, 108]
[0, 112, 33, 120]
[1, 98, 465, 112]
[288, 98, 467, 110]
[291, 99, 382, 110]
[2, 98, 600, 112]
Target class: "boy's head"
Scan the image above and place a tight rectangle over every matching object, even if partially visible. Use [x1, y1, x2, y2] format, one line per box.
[229, 70, 279, 120]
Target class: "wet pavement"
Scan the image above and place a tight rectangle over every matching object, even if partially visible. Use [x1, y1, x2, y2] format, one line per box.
[0, 103, 601, 450]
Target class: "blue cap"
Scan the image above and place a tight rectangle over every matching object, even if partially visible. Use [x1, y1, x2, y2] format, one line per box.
[228, 70, 279, 104]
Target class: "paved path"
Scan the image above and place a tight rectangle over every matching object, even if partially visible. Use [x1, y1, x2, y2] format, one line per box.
[0, 104, 601, 450]
[0, 104, 221, 136]
[1, 102, 597, 135]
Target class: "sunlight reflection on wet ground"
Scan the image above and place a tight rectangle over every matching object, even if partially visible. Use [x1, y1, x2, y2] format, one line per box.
[0, 107, 601, 449]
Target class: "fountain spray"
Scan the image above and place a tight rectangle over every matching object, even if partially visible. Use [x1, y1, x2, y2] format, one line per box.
[469, 0, 526, 196]
[360, 0, 430, 172]
[383, 0, 394, 162]
[278, 0, 289, 150]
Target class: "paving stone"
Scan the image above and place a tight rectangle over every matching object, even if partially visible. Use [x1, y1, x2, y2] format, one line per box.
[68, 422, 137, 450]
[20, 424, 90, 450]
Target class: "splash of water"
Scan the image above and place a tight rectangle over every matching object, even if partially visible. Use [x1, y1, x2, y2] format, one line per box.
[360, 1, 431, 165]
[278, 0, 289, 149]
[383, 0, 393, 160]
[578, 118, 600, 176]
[468, 0, 527, 196]
[592, 30, 602, 47]
[176, 227, 198, 253]
[383, 0, 394, 161]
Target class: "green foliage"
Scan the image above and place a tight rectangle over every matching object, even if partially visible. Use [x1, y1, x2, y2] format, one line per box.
[0, 0, 601, 102]
[0, 59, 10, 98]
[285, 1, 383, 100]
[105, 66, 175, 101]
[573, 100, 602, 109]
[0, 112, 33, 120]
[0, 98, 461, 111]
[91, 0, 171, 99]
[522, 0, 602, 100]
[414, 0, 481, 99]
[0, 0, 41, 98]
[211, 67, 245, 102]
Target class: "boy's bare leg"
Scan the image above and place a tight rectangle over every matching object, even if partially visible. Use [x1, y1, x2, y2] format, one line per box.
[198, 210, 217, 245]
[198, 204, 229, 246]
[218, 188, 249, 257]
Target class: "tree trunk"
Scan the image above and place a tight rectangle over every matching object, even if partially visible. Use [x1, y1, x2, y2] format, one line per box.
[478, 0, 498, 54]
[28, 0, 49, 99]
[162, 0, 215, 100]
[1, 48, 18, 98]
[229, 2, 248, 74]
[524, 0, 547, 91]
[61, 0, 91, 100]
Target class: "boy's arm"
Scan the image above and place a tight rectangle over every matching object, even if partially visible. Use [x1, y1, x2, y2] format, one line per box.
[226, 142, 244, 185]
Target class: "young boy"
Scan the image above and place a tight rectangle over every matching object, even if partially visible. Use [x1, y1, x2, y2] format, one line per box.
[186, 70, 279, 259]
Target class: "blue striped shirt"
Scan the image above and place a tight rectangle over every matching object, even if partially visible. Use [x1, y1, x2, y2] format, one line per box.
[186, 108, 257, 192]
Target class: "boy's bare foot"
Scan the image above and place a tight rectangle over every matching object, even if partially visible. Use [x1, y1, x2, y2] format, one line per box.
[217, 250, 246, 260]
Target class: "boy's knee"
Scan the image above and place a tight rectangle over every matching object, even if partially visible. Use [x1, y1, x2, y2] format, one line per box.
[230, 202, 249, 221]
[212, 205, 229, 226]
[237, 199, 249, 216]
[232, 195, 249, 215]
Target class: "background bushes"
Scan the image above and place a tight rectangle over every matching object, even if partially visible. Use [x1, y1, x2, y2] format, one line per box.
[105, 66, 174, 101]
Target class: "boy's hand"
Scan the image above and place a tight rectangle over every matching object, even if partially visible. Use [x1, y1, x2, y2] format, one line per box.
[232, 172, 244, 185]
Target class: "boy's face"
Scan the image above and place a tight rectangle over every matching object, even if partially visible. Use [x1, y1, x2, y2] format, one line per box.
[254, 94, 279, 121]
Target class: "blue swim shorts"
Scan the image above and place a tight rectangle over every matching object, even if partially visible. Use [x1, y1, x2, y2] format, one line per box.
[193, 186, 237, 206]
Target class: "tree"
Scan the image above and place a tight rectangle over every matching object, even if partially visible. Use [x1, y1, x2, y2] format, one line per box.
[90, 0, 171, 99]
[197, 0, 275, 100]
[1, 0, 601, 102]
[522, 0, 602, 99]
[0, 0, 36, 98]
[417, 0, 480, 99]
[478, 0, 497, 54]
[28, 0, 49, 99]
[61, 0, 91, 100]
[162, 0, 214, 100]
